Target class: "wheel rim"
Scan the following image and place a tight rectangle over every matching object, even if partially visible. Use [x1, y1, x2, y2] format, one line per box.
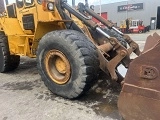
[44, 50, 71, 85]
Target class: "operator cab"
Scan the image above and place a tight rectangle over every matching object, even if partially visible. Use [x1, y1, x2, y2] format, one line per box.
[6, 0, 34, 18]
[16, 0, 35, 8]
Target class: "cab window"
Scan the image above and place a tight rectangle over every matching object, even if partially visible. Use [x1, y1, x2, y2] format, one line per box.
[37, 0, 42, 4]
[25, 0, 34, 6]
[16, 0, 24, 8]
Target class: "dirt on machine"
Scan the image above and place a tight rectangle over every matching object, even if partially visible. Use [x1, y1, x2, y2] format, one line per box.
[0, 0, 160, 119]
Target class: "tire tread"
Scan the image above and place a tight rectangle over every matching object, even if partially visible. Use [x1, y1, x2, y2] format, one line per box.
[0, 32, 20, 73]
[37, 30, 99, 99]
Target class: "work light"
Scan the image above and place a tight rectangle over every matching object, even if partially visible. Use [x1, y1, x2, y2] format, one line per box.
[47, 2, 54, 11]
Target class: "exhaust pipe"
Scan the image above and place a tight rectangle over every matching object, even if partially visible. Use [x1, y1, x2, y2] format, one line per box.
[5, 0, 8, 5]
[72, 0, 75, 7]
[0, 0, 5, 13]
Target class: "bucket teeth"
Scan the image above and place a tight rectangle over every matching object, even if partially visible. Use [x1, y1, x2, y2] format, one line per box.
[143, 32, 160, 53]
[153, 32, 160, 40]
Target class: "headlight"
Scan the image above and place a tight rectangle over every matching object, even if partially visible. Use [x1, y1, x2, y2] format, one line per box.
[47, 2, 54, 11]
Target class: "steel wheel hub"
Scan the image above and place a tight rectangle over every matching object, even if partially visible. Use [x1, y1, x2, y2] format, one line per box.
[44, 50, 71, 85]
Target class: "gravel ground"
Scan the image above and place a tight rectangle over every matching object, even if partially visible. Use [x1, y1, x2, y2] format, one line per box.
[0, 30, 160, 120]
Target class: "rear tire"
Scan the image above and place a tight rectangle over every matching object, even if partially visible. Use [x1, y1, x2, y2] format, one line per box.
[0, 32, 20, 73]
[37, 30, 99, 99]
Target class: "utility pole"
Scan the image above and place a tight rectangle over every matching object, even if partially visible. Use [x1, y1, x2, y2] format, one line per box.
[99, 0, 101, 16]
[126, 0, 128, 19]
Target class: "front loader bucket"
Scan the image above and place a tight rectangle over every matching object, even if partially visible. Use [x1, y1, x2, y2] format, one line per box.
[118, 34, 160, 120]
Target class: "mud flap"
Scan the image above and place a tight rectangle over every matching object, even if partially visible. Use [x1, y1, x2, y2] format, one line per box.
[118, 33, 160, 120]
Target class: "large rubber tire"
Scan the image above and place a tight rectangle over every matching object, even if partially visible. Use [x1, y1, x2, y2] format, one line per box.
[37, 30, 99, 99]
[0, 32, 20, 73]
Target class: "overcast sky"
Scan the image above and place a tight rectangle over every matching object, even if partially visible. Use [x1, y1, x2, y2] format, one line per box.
[9, 0, 127, 5]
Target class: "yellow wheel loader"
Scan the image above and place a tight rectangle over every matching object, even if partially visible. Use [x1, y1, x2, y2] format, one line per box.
[0, 0, 159, 119]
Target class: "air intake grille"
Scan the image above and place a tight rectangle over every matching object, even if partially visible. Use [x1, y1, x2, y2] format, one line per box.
[22, 14, 35, 30]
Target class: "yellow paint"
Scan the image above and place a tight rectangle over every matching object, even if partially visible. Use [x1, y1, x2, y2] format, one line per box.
[0, 0, 92, 58]
[55, 57, 66, 74]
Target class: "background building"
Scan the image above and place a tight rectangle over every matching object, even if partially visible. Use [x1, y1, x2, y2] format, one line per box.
[94, 0, 160, 29]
